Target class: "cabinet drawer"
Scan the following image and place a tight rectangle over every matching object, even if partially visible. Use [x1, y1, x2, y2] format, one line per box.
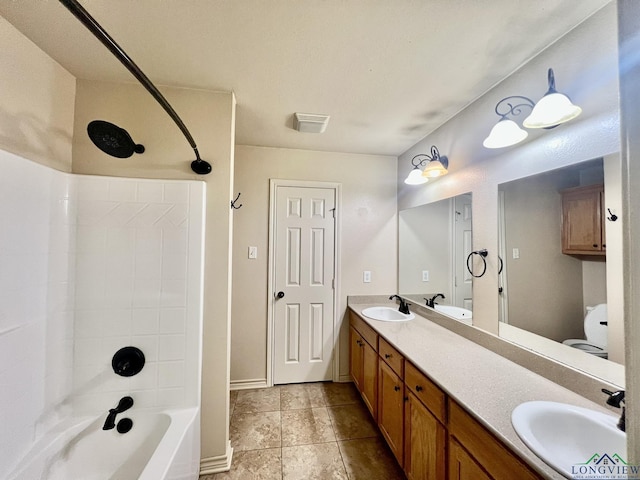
[349, 311, 378, 350]
[405, 361, 446, 424]
[379, 337, 404, 377]
[449, 400, 542, 480]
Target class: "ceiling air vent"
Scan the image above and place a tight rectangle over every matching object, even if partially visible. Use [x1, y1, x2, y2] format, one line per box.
[293, 113, 330, 133]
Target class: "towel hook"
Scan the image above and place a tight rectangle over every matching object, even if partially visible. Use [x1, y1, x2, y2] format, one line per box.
[231, 192, 243, 210]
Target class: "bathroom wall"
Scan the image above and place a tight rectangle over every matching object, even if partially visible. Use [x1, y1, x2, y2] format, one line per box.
[0, 16, 75, 171]
[0, 150, 75, 479]
[72, 175, 205, 414]
[396, 4, 623, 361]
[231, 145, 397, 385]
[71, 79, 235, 469]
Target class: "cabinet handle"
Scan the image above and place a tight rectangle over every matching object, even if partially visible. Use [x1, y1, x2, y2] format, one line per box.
[593, 244, 598, 248]
[394, 385, 401, 392]
[404, 396, 409, 402]
[416, 385, 423, 392]
[384, 354, 392, 359]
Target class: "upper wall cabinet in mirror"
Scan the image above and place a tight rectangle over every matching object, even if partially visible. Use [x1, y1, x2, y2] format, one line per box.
[399, 194, 472, 323]
[497, 157, 624, 376]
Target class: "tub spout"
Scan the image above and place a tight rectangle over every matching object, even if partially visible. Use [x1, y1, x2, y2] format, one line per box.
[103, 396, 134, 430]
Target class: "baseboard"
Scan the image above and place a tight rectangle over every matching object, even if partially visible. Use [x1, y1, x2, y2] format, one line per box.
[200, 441, 233, 474]
[230, 378, 269, 390]
[337, 374, 352, 383]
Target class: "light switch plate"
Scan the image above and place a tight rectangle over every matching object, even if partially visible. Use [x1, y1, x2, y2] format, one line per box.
[248, 246, 258, 259]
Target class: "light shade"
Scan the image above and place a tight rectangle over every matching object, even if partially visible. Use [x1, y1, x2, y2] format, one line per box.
[404, 168, 429, 185]
[422, 159, 448, 178]
[483, 118, 529, 149]
[522, 93, 582, 129]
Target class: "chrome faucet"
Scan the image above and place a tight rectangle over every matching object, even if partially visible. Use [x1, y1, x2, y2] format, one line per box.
[103, 396, 134, 430]
[424, 293, 445, 308]
[389, 295, 411, 315]
[602, 389, 625, 432]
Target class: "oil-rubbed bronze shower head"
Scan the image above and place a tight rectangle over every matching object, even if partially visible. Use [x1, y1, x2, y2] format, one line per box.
[87, 120, 145, 158]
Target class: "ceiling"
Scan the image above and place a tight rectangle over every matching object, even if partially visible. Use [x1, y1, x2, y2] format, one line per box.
[0, 0, 611, 157]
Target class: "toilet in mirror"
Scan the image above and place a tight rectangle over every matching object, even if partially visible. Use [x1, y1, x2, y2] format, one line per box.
[497, 156, 624, 379]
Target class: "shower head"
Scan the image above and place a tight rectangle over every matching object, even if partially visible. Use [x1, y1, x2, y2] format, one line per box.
[87, 120, 145, 158]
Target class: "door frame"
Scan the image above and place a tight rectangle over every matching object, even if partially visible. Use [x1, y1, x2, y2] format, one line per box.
[266, 179, 342, 386]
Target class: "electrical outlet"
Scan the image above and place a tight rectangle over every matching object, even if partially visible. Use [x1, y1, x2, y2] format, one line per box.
[422, 270, 429, 282]
[512, 248, 520, 259]
[248, 246, 258, 259]
[363, 271, 371, 283]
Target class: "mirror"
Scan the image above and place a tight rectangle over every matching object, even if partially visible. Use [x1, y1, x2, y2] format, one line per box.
[398, 194, 472, 322]
[497, 157, 624, 382]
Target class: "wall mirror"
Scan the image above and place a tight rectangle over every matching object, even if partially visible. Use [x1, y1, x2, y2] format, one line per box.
[497, 156, 625, 384]
[398, 193, 473, 322]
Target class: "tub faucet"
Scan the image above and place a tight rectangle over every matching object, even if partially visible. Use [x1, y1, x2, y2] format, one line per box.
[103, 396, 134, 430]
[425, 293, 445, 308]
[389, 295, 411, 315]
[602, 389, 625, 432]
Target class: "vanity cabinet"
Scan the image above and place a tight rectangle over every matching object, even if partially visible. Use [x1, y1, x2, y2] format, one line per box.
[448, 400, 542, 480]
[349, 313, 378, 419]
[378, 359, 405, 465]
[349, 309, 543, 480]
[404, 390, 446, 480]
[349, 325, 378, 419]
[561, 184, 606, 256]
[448, 438, 492, 480]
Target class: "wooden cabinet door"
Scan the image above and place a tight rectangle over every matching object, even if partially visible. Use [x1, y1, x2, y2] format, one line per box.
[404, 391, 446, 480]
[349, 326, 363, 390]
[561, 184, 604, 254]
[378, 359, 404, 466]
[361, 338, 378, 419]
[449, 438, 493, 480]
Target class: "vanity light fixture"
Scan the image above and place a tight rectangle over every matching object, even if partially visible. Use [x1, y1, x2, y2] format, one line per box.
[404, 145, 449, 185]
[482, 96, 534, 149]
[483, 68, 582, 149]
[523, 68, 582, 129]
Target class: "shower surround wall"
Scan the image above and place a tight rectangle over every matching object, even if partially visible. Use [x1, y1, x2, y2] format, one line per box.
[0, 149, 205, 478]
[72, 174, 205, 414]
[0, 151, 75, 478]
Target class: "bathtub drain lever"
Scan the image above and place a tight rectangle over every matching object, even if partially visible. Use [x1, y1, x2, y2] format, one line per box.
[103, 396, 134, 430]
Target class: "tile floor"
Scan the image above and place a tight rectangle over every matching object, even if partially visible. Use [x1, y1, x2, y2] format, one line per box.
[199, 382, 405, 480]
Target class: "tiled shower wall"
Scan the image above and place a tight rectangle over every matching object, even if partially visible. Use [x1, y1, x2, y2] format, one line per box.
[0, 150, 205, 477]
[0, 151, 75, 478]
[72, 175, 205, 414]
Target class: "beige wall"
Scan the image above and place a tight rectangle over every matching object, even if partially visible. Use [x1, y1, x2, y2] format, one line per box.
[72, 79, 236, 465]
[231, 145, 397, 385]
[0, 16, 75, 171]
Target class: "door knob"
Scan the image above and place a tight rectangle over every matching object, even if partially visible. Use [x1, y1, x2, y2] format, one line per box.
[276, 291, 285, 299]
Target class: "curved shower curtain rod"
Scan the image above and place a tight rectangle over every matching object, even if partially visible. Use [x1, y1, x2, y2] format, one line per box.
[59, 0, 212, 175]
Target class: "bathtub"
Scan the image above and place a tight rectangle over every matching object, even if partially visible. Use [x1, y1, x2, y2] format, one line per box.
[7, 407, 200, 480]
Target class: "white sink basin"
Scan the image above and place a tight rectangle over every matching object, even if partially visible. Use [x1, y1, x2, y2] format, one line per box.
[434, 305, 472, 323]
[361, 307, 414, 322]
[511, 401, 626, 477]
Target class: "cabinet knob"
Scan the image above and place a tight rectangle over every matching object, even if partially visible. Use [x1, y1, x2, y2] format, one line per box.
[404, 396, 409, 402]
[394, 385, 401, 392]
[384, 353, 392, 359]
[593, 244, 598, 248]
[416, 385, 423, 392]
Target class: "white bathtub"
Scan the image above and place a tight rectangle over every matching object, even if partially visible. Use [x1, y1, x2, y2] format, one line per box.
[7, 407, 200, 480]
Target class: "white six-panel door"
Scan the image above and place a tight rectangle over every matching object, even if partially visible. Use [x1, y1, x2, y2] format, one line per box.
[272, 184, 336, 384]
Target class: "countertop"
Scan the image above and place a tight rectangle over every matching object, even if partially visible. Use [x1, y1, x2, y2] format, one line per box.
[348, 302, 619, 480]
